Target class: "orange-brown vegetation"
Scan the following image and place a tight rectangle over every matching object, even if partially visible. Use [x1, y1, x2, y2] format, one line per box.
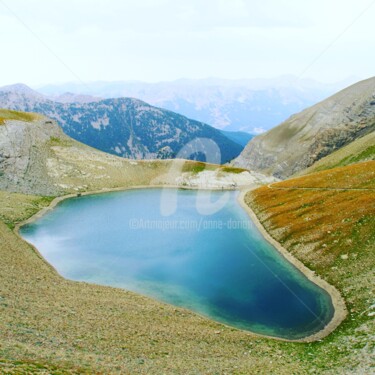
[245, 161, 375, 372]
[248, 161, 375, 272]
[275, 161, 375, 189]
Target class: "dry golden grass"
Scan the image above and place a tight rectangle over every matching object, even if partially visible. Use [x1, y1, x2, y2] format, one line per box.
[0, 192, 54, 230]
[181, 160, 219, 174]
[247, 161, 375, 373]
[0, 109, 41, 125]
[220, 166, 248, 174]
[275, 161, 375, 189]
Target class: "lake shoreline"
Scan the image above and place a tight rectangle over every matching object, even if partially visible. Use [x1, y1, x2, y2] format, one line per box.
[15, 183, 347, 343]
[16, 184, 242, 228]
[237, 189, 347, 343]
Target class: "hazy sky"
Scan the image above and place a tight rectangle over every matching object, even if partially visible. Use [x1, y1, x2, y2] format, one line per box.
[0, 0, 374, 86]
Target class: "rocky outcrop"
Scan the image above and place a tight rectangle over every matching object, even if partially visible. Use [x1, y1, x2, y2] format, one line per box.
[0, 117, 66, 195]
[299, 131, 375, 175]
[234, 77, 375, 178]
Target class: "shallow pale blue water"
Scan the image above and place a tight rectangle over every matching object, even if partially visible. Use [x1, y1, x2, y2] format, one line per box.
[20, 189, 334, 339]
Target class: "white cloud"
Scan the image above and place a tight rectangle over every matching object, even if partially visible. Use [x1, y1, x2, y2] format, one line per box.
[253, 127, 266, 134]
[0, 0, 373, 85]
[219, 0, 248, 18]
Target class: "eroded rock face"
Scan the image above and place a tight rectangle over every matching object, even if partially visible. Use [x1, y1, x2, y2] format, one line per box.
[234, 77, 375, 179]
[0, 119, 65, 195]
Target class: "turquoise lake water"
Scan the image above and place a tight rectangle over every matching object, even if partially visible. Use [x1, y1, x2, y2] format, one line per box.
[20, 189, 334, 339]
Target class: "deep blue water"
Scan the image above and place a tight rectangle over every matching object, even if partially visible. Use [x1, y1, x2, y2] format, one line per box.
[20, 189, 334, 339]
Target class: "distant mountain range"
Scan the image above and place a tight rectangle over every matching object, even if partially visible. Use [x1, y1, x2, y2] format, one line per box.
[234, 77, 375, 178]
[0, 109, 268, 196]
[220, 130, 253, 147]
[37, 76, 357, 133]
[0, 84, 242, 163]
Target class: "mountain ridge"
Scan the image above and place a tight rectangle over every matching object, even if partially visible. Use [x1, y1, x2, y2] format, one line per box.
[233, 77, 375, 178]
[0, 85, 242, 163]
[36, 76, 353, 133]
[0, 109, 266, 196]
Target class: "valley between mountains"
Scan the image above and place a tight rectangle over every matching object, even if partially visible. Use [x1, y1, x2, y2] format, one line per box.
[0, 77, 374, 374]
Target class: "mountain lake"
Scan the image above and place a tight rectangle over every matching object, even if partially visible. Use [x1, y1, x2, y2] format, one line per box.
[20, 188, 334, 340]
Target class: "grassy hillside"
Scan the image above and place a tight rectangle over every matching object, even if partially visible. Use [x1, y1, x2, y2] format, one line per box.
[246, 161, 375, 373]
[0, 109, 40, 124]
[280, 160, 375, 189]
[299, 132, 375, 175]
[0, 163, 373, 373]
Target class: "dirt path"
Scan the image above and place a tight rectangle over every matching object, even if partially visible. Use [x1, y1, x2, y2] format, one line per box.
[268, 184, 375, 191]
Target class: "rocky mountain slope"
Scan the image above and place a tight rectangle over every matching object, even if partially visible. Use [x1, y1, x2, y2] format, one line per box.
[0, 111, 63, 195]
[0, 85, 242, 164]
[298, 130, 375, 175]
[38, 76, 351, 133]
[234, 77, 375, 178]
[0, 110, 267, 196]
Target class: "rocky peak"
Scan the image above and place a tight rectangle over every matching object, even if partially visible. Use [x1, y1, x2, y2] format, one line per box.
[0, 83, 45, 99]
[233, 77, 375, 178]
